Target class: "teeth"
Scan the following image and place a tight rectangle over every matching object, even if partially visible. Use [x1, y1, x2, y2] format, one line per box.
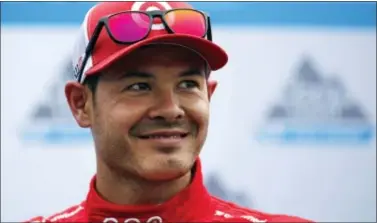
[148, 135, 180, 139]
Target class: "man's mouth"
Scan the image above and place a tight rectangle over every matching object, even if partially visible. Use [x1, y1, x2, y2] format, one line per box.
[134, 129, 192, 147]
[138, 131, 189, 140]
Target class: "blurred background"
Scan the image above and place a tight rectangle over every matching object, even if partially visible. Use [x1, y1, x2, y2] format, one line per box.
[1, 2, 376, 222]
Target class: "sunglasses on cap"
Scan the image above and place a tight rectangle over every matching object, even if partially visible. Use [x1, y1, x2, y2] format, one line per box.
[77, 8, 213, 83]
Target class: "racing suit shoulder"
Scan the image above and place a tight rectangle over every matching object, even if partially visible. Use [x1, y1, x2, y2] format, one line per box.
[211, 196, 314, 222]
[24, 202, 87, 222]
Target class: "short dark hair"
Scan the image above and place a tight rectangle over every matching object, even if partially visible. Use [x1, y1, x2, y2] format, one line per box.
[83, 74, 100, 95]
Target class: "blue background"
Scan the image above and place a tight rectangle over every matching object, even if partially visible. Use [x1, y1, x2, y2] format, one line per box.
[1, 2, 376, 27]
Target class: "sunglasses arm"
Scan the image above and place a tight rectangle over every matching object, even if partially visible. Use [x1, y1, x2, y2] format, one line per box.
[77, 22, 104, 82]
[85, 22, 104, 55]
[207, 17, 213, 41]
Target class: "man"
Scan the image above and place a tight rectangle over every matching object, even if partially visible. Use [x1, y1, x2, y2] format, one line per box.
[26, 2, 313, 222]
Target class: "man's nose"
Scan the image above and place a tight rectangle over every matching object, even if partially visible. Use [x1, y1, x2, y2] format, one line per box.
[148, 93, 185, 122]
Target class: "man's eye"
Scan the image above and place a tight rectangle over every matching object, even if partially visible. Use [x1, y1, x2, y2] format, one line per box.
[127, 83, 151, 91]
[178, 80, 200, 89]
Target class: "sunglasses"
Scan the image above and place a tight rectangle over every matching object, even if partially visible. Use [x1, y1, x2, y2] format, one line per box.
[76, 9, 213, 83]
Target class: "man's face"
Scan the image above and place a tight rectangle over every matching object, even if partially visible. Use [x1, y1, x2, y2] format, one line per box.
[66, 45, 217, 181]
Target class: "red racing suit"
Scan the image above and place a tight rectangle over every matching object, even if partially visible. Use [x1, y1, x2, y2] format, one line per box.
[25, 160, 313, 222]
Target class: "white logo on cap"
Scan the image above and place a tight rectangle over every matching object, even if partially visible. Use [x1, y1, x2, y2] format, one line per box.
[131, 1, 172, 30]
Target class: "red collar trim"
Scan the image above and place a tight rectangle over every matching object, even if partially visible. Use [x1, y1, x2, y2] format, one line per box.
[85, 159, 214, 222]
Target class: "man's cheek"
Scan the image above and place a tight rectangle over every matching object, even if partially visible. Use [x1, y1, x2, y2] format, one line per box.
[186, 101, 209, 130]
[111, 109, 141, 134]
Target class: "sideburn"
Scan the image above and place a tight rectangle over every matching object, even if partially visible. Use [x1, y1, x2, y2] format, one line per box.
[83, 74, 101, 106]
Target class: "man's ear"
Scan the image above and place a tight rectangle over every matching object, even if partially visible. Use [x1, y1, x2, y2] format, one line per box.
[207, 80, 218, 101]
[64, 81, 92, 128]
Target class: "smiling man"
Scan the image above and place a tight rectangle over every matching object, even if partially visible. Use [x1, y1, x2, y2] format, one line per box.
[26, 1, 313, 223]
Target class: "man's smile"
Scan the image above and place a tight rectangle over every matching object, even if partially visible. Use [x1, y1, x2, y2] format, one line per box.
[136, 129, 190, 145]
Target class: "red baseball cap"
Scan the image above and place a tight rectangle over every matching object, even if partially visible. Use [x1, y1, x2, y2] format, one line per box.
[71, 1, 228, 83]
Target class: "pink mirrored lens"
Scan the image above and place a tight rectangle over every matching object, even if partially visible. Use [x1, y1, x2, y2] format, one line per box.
[164, 10, 206, 37]
[108, 12, 150, 42]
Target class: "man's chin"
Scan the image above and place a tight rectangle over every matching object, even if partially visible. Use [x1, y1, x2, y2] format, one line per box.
[138, 157, 194, 182]
[143, 170, 187, 182]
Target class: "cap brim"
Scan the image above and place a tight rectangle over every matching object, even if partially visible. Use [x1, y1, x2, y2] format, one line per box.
[85, 34, 228, 77]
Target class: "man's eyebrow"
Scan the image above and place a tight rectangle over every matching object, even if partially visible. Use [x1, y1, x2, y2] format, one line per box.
[179, 68, 206, 78]
[119, 71, 155, 79]
[116, 68, 206, 80]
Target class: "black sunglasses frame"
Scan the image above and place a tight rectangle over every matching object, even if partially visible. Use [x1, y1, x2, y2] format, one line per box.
[76, 8, 213, 83]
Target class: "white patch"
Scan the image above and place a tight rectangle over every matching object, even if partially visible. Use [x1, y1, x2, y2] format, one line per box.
[131, 1, 172, 30]
[49, 205, 84, 222]
[102, 216, 163, 223]
[241, 215, 267, 222]
[215, 210, 267, 223]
